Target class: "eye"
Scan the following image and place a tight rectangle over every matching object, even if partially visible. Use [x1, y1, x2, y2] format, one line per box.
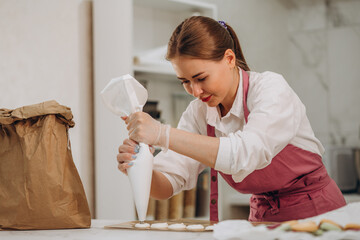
[181, 80, 190, 85]
[198, 77, 206, 81]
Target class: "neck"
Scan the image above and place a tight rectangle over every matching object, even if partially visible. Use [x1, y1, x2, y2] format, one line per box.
[219, 67, 240, 117]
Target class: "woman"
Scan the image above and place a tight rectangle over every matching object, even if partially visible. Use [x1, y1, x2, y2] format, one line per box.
[117, 16, 346, 222]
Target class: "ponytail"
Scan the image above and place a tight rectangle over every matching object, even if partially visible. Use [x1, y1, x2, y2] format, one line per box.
[226, 25, 250, 71]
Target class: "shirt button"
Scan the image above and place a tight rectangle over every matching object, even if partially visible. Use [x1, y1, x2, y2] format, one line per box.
[211, 199, 217, 205]
[211, 176, 217, 182]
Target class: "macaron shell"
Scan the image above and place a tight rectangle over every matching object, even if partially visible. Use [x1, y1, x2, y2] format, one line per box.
[291, 221, 318, 232]
[344, 223, 360, 230]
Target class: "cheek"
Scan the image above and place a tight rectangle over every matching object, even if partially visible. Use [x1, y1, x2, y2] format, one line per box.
[183, 84, 193, 95]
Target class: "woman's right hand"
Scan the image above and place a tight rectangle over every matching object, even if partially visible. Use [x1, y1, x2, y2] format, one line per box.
[117, 138, 139, 175]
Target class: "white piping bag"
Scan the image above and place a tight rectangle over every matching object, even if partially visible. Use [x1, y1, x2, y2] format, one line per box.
[100, 74, 153, 223]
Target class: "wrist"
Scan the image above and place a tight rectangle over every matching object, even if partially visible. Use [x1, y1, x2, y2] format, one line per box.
[157, 124, 171, 152]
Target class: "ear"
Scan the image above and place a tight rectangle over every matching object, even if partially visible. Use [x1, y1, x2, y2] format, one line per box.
[223, 49, 236, 68]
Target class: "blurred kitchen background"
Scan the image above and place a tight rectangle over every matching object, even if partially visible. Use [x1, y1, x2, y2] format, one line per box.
[1, 0, 360, 221]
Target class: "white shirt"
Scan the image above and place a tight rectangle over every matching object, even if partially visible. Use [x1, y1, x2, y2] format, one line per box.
[153, 70, 325, 196]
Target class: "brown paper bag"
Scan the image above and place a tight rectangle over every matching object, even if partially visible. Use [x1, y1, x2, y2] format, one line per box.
[0, 100, 91, 230]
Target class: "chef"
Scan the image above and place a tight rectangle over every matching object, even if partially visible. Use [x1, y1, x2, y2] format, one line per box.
[117, 16, 346, 222]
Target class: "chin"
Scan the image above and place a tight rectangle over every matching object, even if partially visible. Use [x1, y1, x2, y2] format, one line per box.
[206, 101, 218, 108]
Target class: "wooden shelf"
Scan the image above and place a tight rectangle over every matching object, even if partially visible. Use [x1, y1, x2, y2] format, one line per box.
[133, 64, 175, 76]
[134, 0, 217, 18]
[133, 0, 217, 81]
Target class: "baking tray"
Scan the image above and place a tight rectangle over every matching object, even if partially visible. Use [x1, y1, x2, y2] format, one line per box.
[104, 219, 276, 232]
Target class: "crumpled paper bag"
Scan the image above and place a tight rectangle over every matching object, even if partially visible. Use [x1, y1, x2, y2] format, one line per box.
[0, 100, 91, 230]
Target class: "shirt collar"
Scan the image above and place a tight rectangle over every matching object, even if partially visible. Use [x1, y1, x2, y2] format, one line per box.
[206, 67, 244, 126]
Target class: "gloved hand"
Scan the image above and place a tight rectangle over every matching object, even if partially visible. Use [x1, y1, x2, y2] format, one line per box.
[117, 138, 155, 175]
[124, 112, 170, 151]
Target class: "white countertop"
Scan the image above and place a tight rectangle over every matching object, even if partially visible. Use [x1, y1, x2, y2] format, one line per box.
[0, 219, 215, 240]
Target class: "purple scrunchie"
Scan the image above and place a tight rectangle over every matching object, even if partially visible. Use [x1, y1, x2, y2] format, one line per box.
[218, 20, 227, 29]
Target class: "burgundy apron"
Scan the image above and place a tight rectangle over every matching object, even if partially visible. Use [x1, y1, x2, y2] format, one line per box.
[208, 69, 346, 222]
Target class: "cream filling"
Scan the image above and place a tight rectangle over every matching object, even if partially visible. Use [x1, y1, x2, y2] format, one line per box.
[186, 224, 205, 231]
[150, 222, 168, 229]
[135, 223, 150, 229]
[205, 225, 215, 230]
[168, 223, 186, 230]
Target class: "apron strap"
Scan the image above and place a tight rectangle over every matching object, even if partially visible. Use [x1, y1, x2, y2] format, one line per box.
[210, 168, 219, 222]
[207, 69, 249, 222]
[207, 124, 219, 222]
[241, 69, 250, 123]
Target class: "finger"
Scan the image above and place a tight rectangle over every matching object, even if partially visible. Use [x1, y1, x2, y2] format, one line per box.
[126, 118, 137, 131]
[127, 113, 142, 129]
[121, 116, 128, 121]
[119, 160, 134, 172]
[123, 138, 138, 146]
[128, 128, 138, 142]
[149, 145, 155, 154]
[125, 113, 135, 125]
[118, 143, 138, 154]
[118, 163, 128, 175]
[117, 153, 135, 163]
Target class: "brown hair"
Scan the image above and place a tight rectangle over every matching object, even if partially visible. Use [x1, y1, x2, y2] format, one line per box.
[166, 16, 250, 71]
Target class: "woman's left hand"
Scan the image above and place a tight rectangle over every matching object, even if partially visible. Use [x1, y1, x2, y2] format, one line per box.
[124, 112, 161, 146]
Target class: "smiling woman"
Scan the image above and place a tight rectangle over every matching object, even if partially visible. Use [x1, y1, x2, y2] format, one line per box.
[171, 54, 239, 116]
[117, 16, 346, 223]
[166, 16, 248, 116]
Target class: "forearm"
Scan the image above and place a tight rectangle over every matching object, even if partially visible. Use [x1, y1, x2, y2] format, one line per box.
[168, 128, 219, 168]
[150, 170, 173, 200]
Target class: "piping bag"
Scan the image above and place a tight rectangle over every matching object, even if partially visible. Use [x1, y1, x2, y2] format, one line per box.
[100, 74, 153, 223]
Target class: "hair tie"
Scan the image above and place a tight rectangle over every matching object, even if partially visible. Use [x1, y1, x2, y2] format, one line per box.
[218, 20, 227, 29]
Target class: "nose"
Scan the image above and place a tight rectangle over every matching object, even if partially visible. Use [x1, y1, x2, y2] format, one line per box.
[191, 82, 203, 98]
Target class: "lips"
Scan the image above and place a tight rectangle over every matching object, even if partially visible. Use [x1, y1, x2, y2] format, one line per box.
[201, 95, 212, 102]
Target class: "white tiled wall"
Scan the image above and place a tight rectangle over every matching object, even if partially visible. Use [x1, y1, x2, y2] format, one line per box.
[286, 0, 360, 150]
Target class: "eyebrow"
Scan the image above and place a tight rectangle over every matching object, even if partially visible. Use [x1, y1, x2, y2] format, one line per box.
[177, 72, 205, 80]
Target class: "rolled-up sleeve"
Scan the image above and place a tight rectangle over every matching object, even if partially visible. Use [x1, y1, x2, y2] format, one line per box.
[214, 72, 305, 182]
[153, 100, 208, 196]
[154, 150, 206, 196]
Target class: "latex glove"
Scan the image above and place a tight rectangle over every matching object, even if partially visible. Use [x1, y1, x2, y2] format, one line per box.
[124, 112, 170, 150]
[117, 138, 155, 175]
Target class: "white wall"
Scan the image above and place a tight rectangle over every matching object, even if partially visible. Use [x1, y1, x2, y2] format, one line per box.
[283, 0, 360, 178]
[0, 0, 94, 216]
[93, 0, 135, 220]
[286, 0, 360, 150]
